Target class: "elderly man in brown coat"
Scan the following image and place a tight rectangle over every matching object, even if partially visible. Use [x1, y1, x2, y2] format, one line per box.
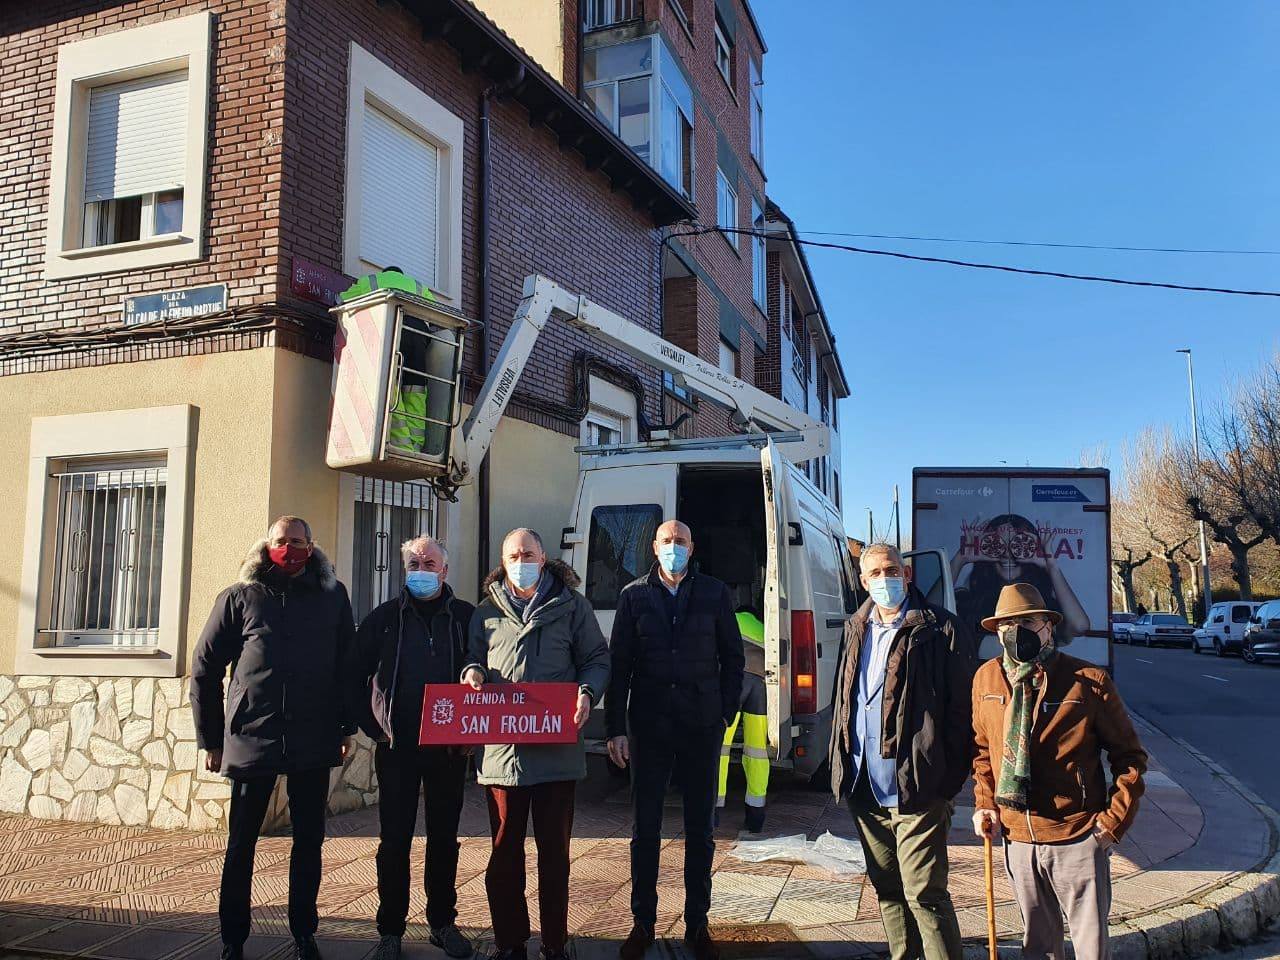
[972, 583, 1147, 960]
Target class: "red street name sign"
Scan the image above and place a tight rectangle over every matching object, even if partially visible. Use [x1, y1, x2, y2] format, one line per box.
[419, 682, 579, 746]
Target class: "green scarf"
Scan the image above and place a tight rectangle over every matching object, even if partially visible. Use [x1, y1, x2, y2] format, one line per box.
[996, 648, 1055, 811]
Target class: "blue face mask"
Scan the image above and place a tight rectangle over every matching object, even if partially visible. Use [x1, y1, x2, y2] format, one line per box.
[869, 576, 906, 610]
[506, 561, 541, 591]
[405, 570, 441, 599]
[657, 543, 690, 576]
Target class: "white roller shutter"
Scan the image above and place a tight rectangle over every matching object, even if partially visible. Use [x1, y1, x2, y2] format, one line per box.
[360, 103, 438, 288]
[84, 70, 188, 203]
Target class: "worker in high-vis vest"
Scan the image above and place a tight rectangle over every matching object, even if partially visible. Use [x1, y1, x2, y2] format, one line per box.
[389, 384, 428, 454]
[718, 608, 769, 833]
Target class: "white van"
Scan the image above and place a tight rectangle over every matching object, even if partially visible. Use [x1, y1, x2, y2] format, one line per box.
[560, 436, 953, 780]
[1193, 601, 1261, 656]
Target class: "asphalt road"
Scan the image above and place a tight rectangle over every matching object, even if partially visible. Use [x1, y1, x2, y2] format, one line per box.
[1113, 641, 1280, 807]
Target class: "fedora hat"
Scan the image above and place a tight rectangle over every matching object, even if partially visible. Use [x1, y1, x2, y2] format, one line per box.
[981, 583, 1063, 633]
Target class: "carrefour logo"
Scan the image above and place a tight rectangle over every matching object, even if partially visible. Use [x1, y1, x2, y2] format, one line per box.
[1032, 484, 1090, 503]
[935, 485, 994, 497]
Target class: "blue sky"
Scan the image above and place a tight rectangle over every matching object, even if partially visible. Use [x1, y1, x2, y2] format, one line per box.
[752, 2, 1280, 540]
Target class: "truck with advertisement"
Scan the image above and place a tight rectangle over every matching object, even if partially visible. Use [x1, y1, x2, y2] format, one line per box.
[911, 467, 1113, 669]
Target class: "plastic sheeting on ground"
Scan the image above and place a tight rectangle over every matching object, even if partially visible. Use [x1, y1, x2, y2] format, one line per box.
[728, 831, 867, 876]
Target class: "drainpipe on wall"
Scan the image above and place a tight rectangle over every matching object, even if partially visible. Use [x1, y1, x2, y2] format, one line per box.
[476, 67, 525, 597]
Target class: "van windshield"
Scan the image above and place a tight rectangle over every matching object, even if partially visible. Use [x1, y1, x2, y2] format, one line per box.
[585, 504, 662, 610]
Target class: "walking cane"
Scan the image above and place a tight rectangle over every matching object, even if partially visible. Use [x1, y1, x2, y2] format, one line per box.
[983, 832, 998, 960]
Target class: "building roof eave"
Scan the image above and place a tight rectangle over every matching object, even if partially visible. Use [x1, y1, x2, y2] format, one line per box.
[404, 0, 697, 226]
[764, 199, 850, 397]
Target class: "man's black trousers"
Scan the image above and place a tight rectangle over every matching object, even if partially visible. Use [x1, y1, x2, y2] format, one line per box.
[374, 743, 468, 935]
[629, 720, 724, 933]
[220, 767, 329, 947]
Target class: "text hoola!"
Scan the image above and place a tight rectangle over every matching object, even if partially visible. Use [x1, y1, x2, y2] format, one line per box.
[419, 682, 579, 746]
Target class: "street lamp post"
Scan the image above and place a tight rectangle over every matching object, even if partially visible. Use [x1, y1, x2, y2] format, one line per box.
[1177, 348, 1212, 617]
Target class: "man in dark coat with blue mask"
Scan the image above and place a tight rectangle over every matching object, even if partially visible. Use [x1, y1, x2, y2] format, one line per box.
[606, 520, 745, 960]
[349, 536, 475, 960]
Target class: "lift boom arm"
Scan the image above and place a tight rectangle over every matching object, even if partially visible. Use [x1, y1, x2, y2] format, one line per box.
[454, 274, 830, 486]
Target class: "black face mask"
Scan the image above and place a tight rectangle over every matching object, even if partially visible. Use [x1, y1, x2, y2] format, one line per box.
[1003, 625, 1045, 663]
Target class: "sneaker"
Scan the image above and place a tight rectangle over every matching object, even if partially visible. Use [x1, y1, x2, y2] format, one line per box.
[743, 805, 766, 834]
[294, 937, 323, 960]
[619, 923, 654, 959]
[372, 935, 402, 960]
[683, 926, 719, 960]
[429, 924, 473, 959]
[219, 945, 243, 960]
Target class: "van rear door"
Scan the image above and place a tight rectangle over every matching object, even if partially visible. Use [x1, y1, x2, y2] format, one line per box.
[568, 464, 677, 638]
[904, 548, 955, 613]
[760, 438, 798, 762]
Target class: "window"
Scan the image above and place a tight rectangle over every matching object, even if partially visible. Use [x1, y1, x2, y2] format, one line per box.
[585, 36, 694, 198]
[833, 470, 842, 510]
[584, 0, 640, 30]
[751, 201, 766, 309]
[1232, 605, 1253, 623]
[348, 477, 435, 622]
[360, 104, 439, 288]
[663, 370, 693, 402]
[749, 58, 764, 166]
[585, 504, 663, 609]
[719, 338, 737, 376]
[44, 460, 167, 649]
[714, 16, 733, 87]
[717, 167, 738, 240]
[17, 406, 194, 677]
[833, 534, 861, 613]
[583, 408, 625, 446]
[81, 72, 188, 248]
[44, 13, 212, 280]
[345, 43, 464, 304]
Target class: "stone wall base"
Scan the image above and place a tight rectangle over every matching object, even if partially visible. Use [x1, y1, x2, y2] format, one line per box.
[0, 675, 378, 831]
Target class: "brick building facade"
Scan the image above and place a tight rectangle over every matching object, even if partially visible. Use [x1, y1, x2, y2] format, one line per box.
[0, 0, 690, 829]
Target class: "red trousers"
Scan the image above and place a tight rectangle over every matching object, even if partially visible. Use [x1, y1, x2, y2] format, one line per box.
[484, 780, 576, 952]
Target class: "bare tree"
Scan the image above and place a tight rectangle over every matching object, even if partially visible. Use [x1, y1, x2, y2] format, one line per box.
[1121, 430, 1197, 616]
[1160, 431, 1267, 600]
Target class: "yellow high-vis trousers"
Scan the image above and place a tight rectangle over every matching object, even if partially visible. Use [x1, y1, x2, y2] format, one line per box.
[718, 672, 769, 810]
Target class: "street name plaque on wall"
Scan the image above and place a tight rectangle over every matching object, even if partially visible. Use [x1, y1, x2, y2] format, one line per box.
[123, 283, 228, 326]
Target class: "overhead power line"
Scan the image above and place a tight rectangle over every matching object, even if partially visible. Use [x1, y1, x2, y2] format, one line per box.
[676, 226, 1280, 298]
[792, 231, 1280, 257]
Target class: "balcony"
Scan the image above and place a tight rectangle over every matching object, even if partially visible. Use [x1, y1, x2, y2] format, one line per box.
[584, 0, 641, 31]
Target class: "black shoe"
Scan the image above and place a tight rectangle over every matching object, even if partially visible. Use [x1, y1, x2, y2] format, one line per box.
[430, 924, 473, 958]
[294, 936, 323, 960]
[372, 935, 402, 960]
[743, 805, 766, 834]
[619, 923, 654, 960]
[219, 945, 243, 960]
[540, 947, 570, 960]
[684, 926, 719, 960]
[491, 947, 528, 960]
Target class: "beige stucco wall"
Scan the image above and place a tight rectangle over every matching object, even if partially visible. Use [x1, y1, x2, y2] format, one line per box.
[445, 410, 580, 605]
[0, 348, 279, 677]
[267, 348, 342, 552]
[468, 0, 565, 81]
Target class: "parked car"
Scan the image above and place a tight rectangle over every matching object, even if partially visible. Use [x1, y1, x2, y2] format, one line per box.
[1192, 601, 1261, 656]
[1129, 612, 1195, 648]
[1112, 612, 1138, 643]
[1243, 600, 1280, 664]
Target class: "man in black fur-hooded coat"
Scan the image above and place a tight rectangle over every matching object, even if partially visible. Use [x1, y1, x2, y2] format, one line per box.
[190, 516, 356, 960]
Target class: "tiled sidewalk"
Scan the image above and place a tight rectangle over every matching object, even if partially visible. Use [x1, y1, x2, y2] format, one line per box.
[0, 716, 1274, 960]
